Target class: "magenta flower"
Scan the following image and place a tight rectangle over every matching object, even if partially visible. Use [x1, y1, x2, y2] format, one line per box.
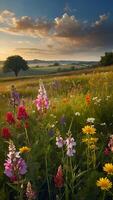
[34, 80, 49, 112]
[4, 141, 27, 181]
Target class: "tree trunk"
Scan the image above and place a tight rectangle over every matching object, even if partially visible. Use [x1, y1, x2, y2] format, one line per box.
[14, 71, 18, 77]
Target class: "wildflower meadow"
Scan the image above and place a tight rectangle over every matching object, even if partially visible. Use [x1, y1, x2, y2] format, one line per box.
[0, 71, 113, 200]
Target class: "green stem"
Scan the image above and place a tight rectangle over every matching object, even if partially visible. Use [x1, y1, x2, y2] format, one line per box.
[45, 155, 51, 200]
[24, 127, 30, 144]
[102, 191, 106, 200]
[70, 158, 75, 198]
[65, 157, 69, 200]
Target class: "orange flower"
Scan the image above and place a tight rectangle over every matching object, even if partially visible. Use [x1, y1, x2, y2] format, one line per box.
[86, 94, 91, 105]
[63, 98, 68, 104]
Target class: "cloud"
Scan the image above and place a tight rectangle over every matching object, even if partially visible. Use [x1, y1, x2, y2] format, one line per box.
[92, 14, 109, 27]
[0, 9, 15, 24]
[0, 10, 112, 59]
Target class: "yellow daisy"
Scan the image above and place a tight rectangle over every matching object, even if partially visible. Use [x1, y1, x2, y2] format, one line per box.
[103, 163, 113, 175]
[82, 125, 96, 135]
[96, 177, 112, 190]
[19, 146, 31, 153]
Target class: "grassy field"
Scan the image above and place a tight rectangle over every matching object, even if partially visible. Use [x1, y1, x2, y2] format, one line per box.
[0, 68, 113, 199]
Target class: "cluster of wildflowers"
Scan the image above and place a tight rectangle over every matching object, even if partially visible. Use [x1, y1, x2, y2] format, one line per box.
[92, 96, 101, 105]
[82, 124, 97, 150]
[34, 80, 49, 112]
[54, 165, 64, 188]
[56, 135, 76, 157]
[96, 163, 113, 192]
[4, 140, 27, 181]
[26, 182, 36, 200]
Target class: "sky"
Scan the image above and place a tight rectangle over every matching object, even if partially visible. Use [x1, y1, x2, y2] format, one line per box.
[0, 0, 113, 61]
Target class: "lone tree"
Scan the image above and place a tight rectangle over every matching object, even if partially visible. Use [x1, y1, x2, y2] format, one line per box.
[3, 55, 29, 76]
[100, 52, 113, 66]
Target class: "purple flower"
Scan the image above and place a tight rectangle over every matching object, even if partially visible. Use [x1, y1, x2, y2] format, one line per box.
[10, 85, 20, 106]
[48, 128, 54, 137]
[4, 141, 27, 180]
[56, 136, 64, 148]
[60, 115, 66, 126]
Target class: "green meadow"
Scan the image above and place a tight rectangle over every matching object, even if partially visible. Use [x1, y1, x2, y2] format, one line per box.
[0, 67, 113, 199]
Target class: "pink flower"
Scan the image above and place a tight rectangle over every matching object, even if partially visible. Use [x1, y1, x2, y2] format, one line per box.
[26, 182, 36, 200]
[4, 141, 27, 181]
[34, 80, 49, 112]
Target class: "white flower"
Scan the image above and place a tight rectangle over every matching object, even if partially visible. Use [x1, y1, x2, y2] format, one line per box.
[87, 117, 95, 123]
[56, 136, 64, 148]
[100, 122, 106, 126]
[92, 97, 98, 101]
[75, 112, 80, 116]
[66, 148, 76, 157]
[65, 136, 76, 157]
[65, 137, 76, 148]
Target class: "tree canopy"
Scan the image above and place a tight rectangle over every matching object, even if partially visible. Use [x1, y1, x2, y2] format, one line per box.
[100, 52, 113, 66]
[3, 55, 29, 76]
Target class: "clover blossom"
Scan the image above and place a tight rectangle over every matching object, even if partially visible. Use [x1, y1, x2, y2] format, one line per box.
[34, 80, 49, 112]
[4, 140, 27, 181]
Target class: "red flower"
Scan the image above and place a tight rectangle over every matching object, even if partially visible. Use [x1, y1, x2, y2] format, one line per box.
[17, 105, 28, 120]
[1, 128, 11, 139]
[24, 121, 29, 129]
[6, 112, 15, 124]
[104, 147, 110, 156]
[54, 165, 64, 188]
